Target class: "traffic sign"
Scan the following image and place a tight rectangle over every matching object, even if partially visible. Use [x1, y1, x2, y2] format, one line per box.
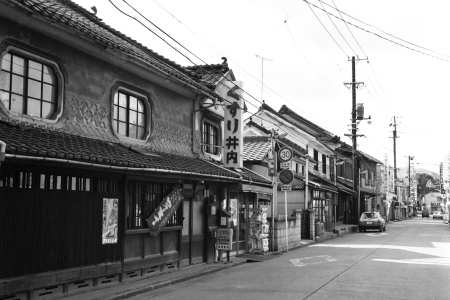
[281, 185, 292, 191]
[278, 147, 293, 162]
[280, 161, 291, 169]
[279, 169, 294, 184]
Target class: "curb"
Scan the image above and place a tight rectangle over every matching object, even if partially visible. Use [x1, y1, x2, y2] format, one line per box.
[100, 260, 247, 300]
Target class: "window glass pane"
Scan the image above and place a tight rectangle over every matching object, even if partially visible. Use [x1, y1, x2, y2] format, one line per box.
[86, 178, 90, 191]
[129, 110, 137, 124]
[11, 74, 24, 94]
[137, 113, 144, 126]
[27, 98, 41, 117]
[27, 79, 42, 99]
[118, 107, 126, 121]
[1, 53, 11, 71]
[114, 92, 119, 105]
[129, 96, 137, 110]
[42, 83, 55, 102]
[137, 99, 144, 112]
[118, 122, 126, 135]
[1, 91, 10, 108]
[12, 55, 24, 75]
[129, 124, 137, 138]
[118, 93, 127, 107]
[28, 60, 42, 80]
[10, 94, 23, 113]
[40, 174, 46, 189]
[137, 127, 145, 139]
[42, 102, 54, 119]
[42, 65, 55, 84]
[0, 71, 10, 91]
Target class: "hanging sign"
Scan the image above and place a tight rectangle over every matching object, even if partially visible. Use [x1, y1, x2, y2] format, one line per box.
[220, 81, 244, 168]
[147, 183, 183, 237]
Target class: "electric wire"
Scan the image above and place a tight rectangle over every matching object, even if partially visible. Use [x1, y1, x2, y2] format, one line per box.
[303, 0, 450, 63]
[331, 0, 366, 58]
[318, 0, 357, 55]
[108, 0, 262, 113]
[149, 0, 341, 132]
[318, 0, 450, 60]
[305, 1, 349, 58]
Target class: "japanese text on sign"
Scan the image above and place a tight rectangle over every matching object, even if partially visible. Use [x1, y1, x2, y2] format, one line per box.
[216, 228, 233, 251]
[220, 81, 243, 168]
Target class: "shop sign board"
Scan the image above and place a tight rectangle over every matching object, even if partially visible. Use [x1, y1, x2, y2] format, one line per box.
[216, 228, 233, 251]
[102, 198, 118, 244]
[147, 183, 183, 237]
[220, 81, 244, 168]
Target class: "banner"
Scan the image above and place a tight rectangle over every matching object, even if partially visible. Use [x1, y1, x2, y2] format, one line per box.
[147, 183, 183, 237]
[102, 198, 118, 244]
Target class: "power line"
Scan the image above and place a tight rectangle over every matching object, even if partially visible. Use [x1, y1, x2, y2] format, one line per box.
[303, 0, 450, 63]
[109, 0, 262, 113]
[318, 0, 357, 55]
[305, 1, 348, 58]
[318, 0, 450, 60]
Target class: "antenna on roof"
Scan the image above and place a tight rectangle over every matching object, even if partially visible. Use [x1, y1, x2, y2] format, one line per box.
[255, 55, 273, 103]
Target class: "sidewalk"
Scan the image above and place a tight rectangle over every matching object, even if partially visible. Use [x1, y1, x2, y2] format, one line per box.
[63, 224, 358, 300]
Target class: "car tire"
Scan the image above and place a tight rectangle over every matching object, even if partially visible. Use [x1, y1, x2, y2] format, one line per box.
[383, 225, 386, 231]
[379, 226, 383, 232]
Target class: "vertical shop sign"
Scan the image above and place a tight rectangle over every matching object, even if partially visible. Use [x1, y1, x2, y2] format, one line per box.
[220, 81, 243, 168]
[146, 183, 183, 237]
[102, 198, 119, 244]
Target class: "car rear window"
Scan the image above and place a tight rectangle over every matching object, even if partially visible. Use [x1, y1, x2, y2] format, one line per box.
[361, 213, 379, 219]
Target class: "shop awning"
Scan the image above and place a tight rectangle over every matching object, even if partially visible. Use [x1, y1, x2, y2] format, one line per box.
[308, 180, 338, 194]
[336, 182, 356, 196]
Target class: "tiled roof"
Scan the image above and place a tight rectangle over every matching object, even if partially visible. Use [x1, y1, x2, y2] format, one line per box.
[278, 105, 340, 144]
[11, 0, 219, 99]
[243, 136, 271, 161]
[185, 63, 231, 87]
[0, 120, 272, 185]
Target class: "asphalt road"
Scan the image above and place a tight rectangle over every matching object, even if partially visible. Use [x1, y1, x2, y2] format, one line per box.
[128, 217, 450, 300]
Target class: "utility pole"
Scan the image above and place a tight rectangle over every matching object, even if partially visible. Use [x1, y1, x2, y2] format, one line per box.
[255, 55, 273, 102]
[391, 117, 399, 197]
[344, 56, 365, 224]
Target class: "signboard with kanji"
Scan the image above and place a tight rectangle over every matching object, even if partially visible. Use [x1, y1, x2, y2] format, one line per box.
[146, 183, 183, 237]
[216, 228, 233, 251]
[219, 81, 243, 168]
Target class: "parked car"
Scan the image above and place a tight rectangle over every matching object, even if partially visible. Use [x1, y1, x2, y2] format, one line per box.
[359, 212, 386, 232]
[422, 210, 430, 218]
[432, 211, 443, 220]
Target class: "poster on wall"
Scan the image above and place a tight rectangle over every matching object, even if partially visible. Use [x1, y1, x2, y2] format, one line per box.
[102, 198, 119, 244]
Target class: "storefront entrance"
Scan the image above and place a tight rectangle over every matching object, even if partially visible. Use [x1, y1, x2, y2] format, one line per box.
[181, 198, 206, 266]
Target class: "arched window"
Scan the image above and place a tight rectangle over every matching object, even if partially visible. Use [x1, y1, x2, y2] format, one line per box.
[113, 91, 146, 140]
[0, 52, 58, 119]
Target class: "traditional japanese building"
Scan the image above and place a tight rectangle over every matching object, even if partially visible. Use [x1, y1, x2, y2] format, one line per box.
[0, 1, 271, 299]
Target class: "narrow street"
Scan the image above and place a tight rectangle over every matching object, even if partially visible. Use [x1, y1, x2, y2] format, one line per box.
[128, 218, 450, 300]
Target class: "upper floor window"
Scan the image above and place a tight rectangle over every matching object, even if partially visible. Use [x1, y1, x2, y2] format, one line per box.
[0, 52, 58, 119]
[202, 121, 220, 155]
[113, 91, 146, 140]
[313, 149, 319, 171]
[322, 154, 327, 174]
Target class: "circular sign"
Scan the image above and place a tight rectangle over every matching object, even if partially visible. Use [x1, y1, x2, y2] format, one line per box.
[278, 147, 293, 162]
[279, 169, 294, 184]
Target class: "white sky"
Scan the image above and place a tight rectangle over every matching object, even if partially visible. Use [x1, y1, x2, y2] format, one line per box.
[73, 0, 450, 174]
